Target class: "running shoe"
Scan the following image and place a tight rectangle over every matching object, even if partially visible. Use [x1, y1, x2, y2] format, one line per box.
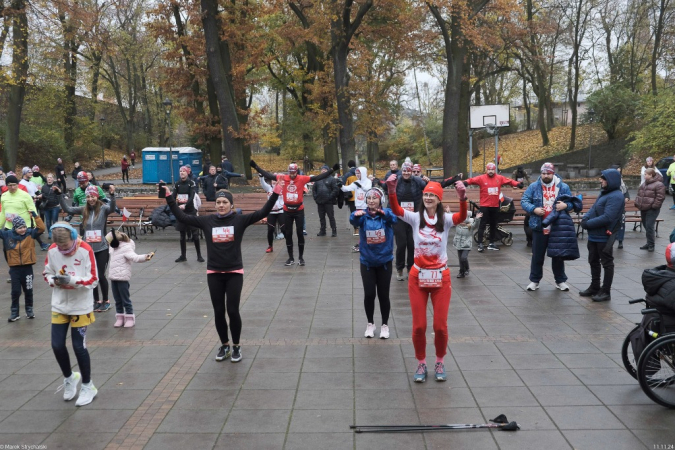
[216, 344, 231, 362]
[379, 324, 389, 339]
[266, 246, 273, 253]
[364, 323, 376, 338]
[331, 230, 337, 237]
[26, 311, 35, 319]
[298, 258, 305, 266]
[303, 230, 307, 236]
[413, 363, 427, 383]
[231, 346, 242, 362]
[197, 255, 205, 262]
[477, 244, 484, 252]
[41, 243, 49, 251]
[99, 302, 111, 312]
[58, 371, 81, 401]
[487, 243, 499, 251]
[285, 258, 295, 266]
[396, 270, 404, 281]
[555, 282, 570, 291]
[75, 382, 97, 406]
[353, 230, 359, 236]
[526, 282, 539, 291]
[93, 302, 102, 312]
[175, 255, 187, 262]
[7, 315, 20, 322]
[434, 362, 447, 381]
[352, 245, 360, 253]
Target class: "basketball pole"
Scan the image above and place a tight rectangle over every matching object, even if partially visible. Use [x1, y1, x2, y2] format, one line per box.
[468, 129, 474, 178]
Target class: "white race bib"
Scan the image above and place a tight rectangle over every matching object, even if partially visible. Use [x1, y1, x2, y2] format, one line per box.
[487, 187, 499, 196]
[366, 228, 386, 245]
[418, 268, 444, 288]
[212, 226, 234, 243]
[401, 202, 414, 212]
[357, 192, 365, 201]
[285, 193, 298, 202]
[85, 230, 102, 243]
[176, 194, 189, 204]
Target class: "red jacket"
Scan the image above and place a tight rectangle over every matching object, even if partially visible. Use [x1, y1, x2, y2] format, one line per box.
[121, 159, 130, 170]
[464, 174, 520, 207]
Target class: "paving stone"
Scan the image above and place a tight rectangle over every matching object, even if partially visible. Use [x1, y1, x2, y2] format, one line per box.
[157, 408, 229, 433]
[146, 433, 219, 450]
[563, 430, 647, 450]
[285, 432, 353, 450]
[0, 410, 72, 433]
[222, 409, 291, 433]
[214, 433, 285, 449]
[546, 405, 626, 429]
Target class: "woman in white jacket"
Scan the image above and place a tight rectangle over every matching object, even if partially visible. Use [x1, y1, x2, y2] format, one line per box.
[107, 230, 153, 328]
[341, 166, 371, 252]
[43, 223, 99, 407]
[259, 174, 285, 253]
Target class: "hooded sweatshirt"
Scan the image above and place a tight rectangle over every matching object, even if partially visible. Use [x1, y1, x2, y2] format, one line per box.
[581, 169, 625, 242]
[341, 167, 372, 210]
[350, 208, 397, 267]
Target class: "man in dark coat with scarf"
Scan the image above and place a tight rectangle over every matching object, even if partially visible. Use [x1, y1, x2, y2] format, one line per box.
[521, 163, 576, 292]
[579, 169, 625, 302]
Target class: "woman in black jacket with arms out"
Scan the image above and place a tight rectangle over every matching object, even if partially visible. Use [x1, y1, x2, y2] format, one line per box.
[163, 184, 281, 363]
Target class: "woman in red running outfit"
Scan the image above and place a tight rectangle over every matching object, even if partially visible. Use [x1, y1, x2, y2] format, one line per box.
[386, 175, 467, 383]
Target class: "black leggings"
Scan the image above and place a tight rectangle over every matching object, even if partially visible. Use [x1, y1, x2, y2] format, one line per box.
[284, 210, 305, 258]
[122, 169, 129, 182]
[207, 273, 243, 345]
[52, 323, 91, 383]
[478, 206, 499, 243]
[394, 220, 414, 272]
[360, 261, 392, 325]
[267, 213, 284, 246]
[93, 250, 109, 303]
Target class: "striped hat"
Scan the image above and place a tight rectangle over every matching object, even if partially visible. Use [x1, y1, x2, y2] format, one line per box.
[85, 185, 99, 198]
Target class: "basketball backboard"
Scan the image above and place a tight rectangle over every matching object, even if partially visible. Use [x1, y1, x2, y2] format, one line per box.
[469, 104, 510, 129]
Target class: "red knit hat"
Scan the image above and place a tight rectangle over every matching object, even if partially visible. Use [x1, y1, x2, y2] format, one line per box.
[423, 181, 443, 201]
[667, 243, 675, 268]
[486, 162, 496, 170]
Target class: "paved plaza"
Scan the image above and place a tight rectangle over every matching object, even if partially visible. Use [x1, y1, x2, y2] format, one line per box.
[1, 193, 675, 449]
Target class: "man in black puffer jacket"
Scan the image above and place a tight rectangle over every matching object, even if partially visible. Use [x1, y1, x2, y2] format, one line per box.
[641, 243, 675, 316]
[200, 166, 219, 202]
[313, 165, 339, 237]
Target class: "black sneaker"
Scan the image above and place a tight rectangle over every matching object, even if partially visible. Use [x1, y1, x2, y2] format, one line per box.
[26, 312, 35, 319]
[477, 244, 484, 252]
[175, 255, 187, 263]
[617, 242, 623, 249]
[591, 291, 611, 302]
[7, 315, 20, 322]
[317, 231, 326, 237]
[93, 302, 102, 312]
[487, 243, 499, 251]
[640, 244, 651, 250]
[285, 258, 295, 266]
[579, 286, 600, 297]
[298, 258, 305, 266]
[231, 346, 242, 363]
[648, 246, 655, 252]
[215, 344, 231, 362]
[197, 256, 205, 263]
[331, 230, 337, 237]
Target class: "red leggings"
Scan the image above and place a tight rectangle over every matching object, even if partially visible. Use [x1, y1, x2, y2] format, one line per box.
[408, 267, 451, 361]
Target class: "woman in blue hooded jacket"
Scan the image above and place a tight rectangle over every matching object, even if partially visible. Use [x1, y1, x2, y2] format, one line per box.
[350, 186, 397, 339]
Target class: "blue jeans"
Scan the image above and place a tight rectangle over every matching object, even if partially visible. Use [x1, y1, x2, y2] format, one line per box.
[111, 280, 133, 314]
[529, 231, 567, 283]
[44, 207, 60, 238]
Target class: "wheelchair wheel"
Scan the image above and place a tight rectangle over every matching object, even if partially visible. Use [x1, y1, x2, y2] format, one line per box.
[621, 325, 639, 380]
[637, 334, 675, 408]
[502, 234, 514, 246]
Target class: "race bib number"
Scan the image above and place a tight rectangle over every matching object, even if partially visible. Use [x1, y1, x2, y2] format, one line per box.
[60, 171, 65, 176]
[212, 226, 234, 243]
[176, 194, 189, 204]
[366, 228, 386, 245]
[401, 202, 414, 212]
[487, 187, 499, 196]
[418, 269, 443, 288]
[285, 193, 298, 202]
[85, 230, 102, 243]
[357, 192, 365, 201]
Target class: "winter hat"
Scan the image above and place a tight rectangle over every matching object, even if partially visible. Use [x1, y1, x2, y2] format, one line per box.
[540, 162, 555, 174]
[216, 190, 234, 205]
[77, 171, 88, 183]
[423, 181, 443, 201]
[412, 164, 422, 172]
[5, 175, 18, 184]
[22, 167, 32, 176]
[347, 160, 356, 168]
[320, 165, 330, 172]
[646, 157, 654, 164]
[486, 163, 496, 171]
[401, 163, 412, 173]
[12, 216, 26, 229]
[32, 165, 39, 172]
[179, 165, 189, 174]
[85, 185, 99, 198]
[288, 163, 298, 173]
[667, 243, 675, 269]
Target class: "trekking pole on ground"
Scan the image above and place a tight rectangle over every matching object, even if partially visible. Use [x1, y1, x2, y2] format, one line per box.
[350, 414, 519, 433]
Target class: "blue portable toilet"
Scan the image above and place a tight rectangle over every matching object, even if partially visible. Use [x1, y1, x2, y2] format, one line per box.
[176, 148, 203, 176]
[142, 148, 178, 183]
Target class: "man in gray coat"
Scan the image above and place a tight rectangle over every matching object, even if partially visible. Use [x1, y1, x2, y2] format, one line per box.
[313, 165, 339, 237]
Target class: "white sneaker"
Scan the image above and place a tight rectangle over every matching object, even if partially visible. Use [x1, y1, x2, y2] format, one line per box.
[396, 270, 404, 281]
[526, 282, 539, 291]
[75, 382, 98, 406]
[379, 324, 390, 339]
[556, 282, 570, 291]
[59, 371, 81, 401]
[364, 323, 376, 338]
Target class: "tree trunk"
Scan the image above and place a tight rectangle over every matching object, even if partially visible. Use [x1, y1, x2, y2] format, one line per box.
[4, 0, 28, 171]
[201, 0, 243, 173]
[322, 122, 339, 168]
[90, 52, 101, 122]
[332, 44, 355, 166]
[205, 76, 223, 164]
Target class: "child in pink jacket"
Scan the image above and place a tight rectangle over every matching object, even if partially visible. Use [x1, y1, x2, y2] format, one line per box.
[106, 230, 153, 327]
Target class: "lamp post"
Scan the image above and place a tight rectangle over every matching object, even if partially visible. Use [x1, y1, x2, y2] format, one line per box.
[587, 108, 595, 172]
[163, 98, 174, 184]
[99, 116, 105, 168]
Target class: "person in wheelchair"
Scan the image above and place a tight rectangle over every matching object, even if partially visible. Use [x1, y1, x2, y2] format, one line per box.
[642, 243, 675, 318]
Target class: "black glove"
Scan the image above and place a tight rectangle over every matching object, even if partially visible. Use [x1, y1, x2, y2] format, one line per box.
[332, 163, 340, 172]
[517, 182, 524, 189]
[249, 160, 257, 169]
[336, 180, 343, 188]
